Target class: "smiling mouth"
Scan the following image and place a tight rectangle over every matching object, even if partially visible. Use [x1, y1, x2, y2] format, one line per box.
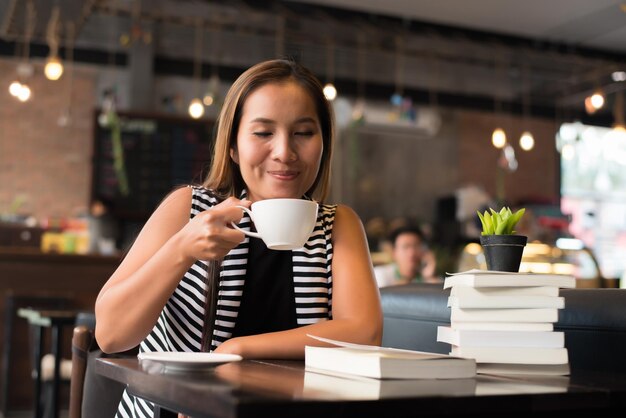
[268, 170, 299, 180]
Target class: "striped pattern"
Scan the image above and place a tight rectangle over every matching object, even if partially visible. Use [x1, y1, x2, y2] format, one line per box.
[116, 186, 336, 418]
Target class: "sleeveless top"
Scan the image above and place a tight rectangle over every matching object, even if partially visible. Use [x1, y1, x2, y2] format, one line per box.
[116, 186, 337, 418]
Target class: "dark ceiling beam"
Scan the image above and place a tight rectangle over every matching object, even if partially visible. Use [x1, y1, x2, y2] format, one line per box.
[0, 38, 127, 66]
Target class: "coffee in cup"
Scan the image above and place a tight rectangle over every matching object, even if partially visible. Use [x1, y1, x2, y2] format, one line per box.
[231, 198, 318, 250]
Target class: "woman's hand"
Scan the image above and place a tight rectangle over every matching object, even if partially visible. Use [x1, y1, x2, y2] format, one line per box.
[177, 197, 251, 262]
[213, 336, 244, 356]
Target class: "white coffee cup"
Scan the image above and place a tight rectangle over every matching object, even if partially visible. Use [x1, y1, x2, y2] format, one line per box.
[231, 198, 318, 250]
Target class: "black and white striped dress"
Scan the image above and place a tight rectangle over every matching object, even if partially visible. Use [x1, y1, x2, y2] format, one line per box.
[115, 186, 336, 418]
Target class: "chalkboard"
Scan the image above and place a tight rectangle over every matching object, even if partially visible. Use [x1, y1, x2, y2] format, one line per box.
[92, 112, 214, 221]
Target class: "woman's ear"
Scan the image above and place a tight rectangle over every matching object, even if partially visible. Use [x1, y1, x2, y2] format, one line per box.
[230, 147, 239, 164]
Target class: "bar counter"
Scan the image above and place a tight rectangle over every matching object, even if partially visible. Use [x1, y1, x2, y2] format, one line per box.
[0, 247, 121, 412]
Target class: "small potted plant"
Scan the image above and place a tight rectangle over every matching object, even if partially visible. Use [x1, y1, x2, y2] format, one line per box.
[477, 207, 527, 272]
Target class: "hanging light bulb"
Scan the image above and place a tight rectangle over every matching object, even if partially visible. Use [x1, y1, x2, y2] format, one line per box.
[9, 81, 22, 97]
[491, 127, 507, 148]
[612, 71, 626, 82]
[44, 55, 64, 80]
[188, 98, 204, 119]
[323, 83, 337, 101]
[519, 131, 535, 151]
[202, 93, 214, 106]
[590, 91, 605, 110]
[17, 84, 31, 102]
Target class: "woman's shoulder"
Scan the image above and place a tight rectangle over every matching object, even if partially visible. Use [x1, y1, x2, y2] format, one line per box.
[189, 185, 222, 209]
[319, 203, 364, 233]
[332, 204, 361, 222]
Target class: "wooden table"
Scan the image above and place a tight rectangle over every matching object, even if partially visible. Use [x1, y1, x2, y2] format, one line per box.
[18, 308, 78, 418]
[96, 357, 626, 418]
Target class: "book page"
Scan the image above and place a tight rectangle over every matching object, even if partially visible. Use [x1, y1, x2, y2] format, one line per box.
[306, 335, 450, 359]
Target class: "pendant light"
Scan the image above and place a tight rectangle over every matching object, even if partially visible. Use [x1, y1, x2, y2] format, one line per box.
[10, 0, 35, 102]
[188, 19, 205, 119]
[491, 50, 507, 149]
[203, 22, 221, 108]
[44, 6, 64, 81]
[323, 39, 337, 101]
[519, 62, 534, 151]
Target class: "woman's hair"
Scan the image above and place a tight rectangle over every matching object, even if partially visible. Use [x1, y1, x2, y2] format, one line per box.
[200, 59, 334, 351]
[203, 58, 334, 202]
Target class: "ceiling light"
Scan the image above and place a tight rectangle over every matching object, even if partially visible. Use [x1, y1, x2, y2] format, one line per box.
[491, 127, 506, 148]
[45, 6, 63, 81]
[188, 98, 204, 119]
[17, 84, 31, 102]
[202, 93, 214, 106]
[590, 92, 605, 109]
[519, 131, 535, 151]
[323, 83, 337, 101]
[612, 71, 626, 82]
[9, 81, 22, 97]
[44, 56, 64, 80]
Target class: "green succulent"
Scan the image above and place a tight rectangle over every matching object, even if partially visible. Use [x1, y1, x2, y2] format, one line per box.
[477, 207, 526, 235]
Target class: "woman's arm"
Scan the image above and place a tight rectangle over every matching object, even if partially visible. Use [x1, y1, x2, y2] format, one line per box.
[95, 187, 248, 353]
[214, 204, 383, 358]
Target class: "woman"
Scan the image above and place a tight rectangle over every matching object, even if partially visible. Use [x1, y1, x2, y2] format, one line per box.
[95, 59, 382, 417]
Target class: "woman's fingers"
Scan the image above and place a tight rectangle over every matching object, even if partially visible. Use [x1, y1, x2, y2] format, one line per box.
[191, 200, 253, 260]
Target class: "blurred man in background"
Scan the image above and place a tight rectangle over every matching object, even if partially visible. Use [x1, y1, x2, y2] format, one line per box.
[374, 226, 439, 287]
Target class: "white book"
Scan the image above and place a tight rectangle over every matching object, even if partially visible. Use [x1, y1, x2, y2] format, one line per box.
[447, 295, 565, 309]
[451, 346, 569, 365]
[303, 371, 477, 400]
[444, 269, 575, 289]
[475, 375, 570, 395]
[450, 286, 560, 297]
[450, 322, 554, 331]
[437, 326, 564, 348]
[477, 362, 570, 376]
[450, 307, 559, 323]
[305, 335, 476, 380]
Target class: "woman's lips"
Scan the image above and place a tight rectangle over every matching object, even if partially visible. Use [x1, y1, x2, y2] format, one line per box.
[268, 170, 299, 180]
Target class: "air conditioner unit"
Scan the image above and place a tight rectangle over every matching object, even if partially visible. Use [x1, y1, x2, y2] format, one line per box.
[359, 102, 442, 138]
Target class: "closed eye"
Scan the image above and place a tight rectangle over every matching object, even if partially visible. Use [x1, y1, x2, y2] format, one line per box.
[294, 131, 314, 136]
[253, 132, 273, 138]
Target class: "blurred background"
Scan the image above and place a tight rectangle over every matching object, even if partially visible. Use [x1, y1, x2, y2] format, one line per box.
[1, 1, 626, 289]
[1, 0, 626, 414]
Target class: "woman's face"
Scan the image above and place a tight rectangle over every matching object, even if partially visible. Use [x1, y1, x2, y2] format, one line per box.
[231, 81, 324, 202]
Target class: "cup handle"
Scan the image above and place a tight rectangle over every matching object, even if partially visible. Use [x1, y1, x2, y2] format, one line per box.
[230, 205, 262, 239]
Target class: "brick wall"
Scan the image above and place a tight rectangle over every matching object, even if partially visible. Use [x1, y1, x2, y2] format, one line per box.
[0, 58, 96, 220]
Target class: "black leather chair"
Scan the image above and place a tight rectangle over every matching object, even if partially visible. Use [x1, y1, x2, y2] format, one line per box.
[380, 284, 626, 372]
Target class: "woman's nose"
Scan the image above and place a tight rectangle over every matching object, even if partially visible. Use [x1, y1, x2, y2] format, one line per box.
[271, 135, 297, 162]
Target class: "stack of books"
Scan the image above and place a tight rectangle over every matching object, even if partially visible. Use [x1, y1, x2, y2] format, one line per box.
[437, 269, 576, 375]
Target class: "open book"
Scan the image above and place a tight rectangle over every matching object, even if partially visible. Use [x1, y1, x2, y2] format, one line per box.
[305, 335, 476, 380]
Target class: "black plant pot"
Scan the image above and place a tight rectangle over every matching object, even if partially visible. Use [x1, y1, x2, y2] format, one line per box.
[480, 235, 528, 272]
